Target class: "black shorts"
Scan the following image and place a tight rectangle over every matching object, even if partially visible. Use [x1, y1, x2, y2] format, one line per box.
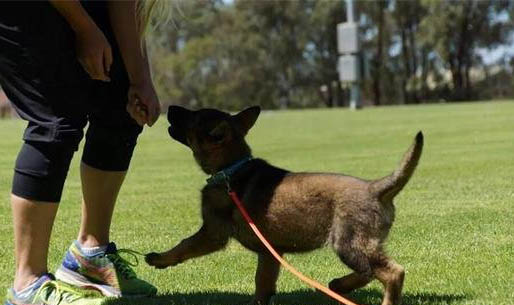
[0, 1, 142, 202]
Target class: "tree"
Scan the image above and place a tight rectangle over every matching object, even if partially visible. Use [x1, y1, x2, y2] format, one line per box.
[392, 0, 426, 104]
[308, 1, 347, 107]
[419, 0, 514, 100]
[358, 0, 394, 105]
[147, 0, 514, 110]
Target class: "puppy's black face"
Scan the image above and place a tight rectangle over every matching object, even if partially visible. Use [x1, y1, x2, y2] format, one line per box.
[167, 106, 261, 174]
[167, 106, 229, 147]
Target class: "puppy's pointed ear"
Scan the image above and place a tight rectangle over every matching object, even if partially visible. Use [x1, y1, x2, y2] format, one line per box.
[233, 106, 261, 135]
[168, 105, 193, 124]
[167, 106, 193, 146]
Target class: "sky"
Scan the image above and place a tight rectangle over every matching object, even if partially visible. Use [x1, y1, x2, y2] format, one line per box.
[478, 38, 514, 65]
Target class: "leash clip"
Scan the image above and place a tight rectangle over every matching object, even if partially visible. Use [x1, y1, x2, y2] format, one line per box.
[223, 174, 232, 192]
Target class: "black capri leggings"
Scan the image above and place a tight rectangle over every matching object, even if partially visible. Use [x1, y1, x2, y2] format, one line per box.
[0, 1, 142, 202]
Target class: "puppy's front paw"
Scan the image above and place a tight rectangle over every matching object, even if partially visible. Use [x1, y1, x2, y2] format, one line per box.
[145, 252, 174, 269]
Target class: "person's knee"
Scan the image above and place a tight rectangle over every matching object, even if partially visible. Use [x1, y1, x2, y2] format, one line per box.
[12, 141, 76, 202]
[82, 124, 143, 171]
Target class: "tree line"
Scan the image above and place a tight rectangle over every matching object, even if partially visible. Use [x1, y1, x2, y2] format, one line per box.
[148, 0, 514, 110]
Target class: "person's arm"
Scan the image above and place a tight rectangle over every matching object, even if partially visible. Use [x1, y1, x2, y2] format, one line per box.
[49, 0, 112, 82]
[107, 0, 160, 127]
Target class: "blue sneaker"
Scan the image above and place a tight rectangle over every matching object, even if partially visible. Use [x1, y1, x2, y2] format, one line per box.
[5, 273, 106, 305]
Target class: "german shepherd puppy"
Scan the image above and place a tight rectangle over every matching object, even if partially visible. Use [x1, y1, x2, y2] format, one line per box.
[146, 106, 423, 305]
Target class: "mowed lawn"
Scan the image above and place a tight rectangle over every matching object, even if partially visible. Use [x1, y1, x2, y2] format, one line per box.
[0, 101, 513, 305]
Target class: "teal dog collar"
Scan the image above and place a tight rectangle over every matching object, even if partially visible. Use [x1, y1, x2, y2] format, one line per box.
[206, 156, 253, 186]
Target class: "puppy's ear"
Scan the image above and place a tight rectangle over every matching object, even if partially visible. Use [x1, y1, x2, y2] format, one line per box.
[233, 106, 261, 135]
[167, 106, 193, 146]
[168, 105, 193, 124]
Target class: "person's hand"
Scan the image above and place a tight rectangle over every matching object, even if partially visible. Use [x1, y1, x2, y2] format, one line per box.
[75, 23, 112, 82]
[127, 82, 161, 127]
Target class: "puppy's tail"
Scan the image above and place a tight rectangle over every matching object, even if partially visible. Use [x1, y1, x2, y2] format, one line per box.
[370, 131, 423, 202]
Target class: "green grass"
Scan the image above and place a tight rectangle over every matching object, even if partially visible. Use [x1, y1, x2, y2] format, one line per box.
[1, 101, 513, 305]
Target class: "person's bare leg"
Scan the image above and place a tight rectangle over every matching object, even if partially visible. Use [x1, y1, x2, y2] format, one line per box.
[12, 195, 58, 291]
[77, 162, 126, 248]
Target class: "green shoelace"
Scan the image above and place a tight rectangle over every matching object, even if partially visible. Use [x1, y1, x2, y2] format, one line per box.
[106, 249, 144, 280]
[33, 281, 101, 304]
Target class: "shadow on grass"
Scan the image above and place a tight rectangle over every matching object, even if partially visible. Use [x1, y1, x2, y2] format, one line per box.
[103, 288, 467, 305]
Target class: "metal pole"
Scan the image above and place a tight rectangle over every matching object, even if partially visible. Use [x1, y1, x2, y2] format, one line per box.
[346, 0, 361, 110]
[337, 0, 362, 110]
[347, 0, 354, 23]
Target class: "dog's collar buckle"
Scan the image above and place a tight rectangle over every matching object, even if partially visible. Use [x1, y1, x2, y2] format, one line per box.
[207, 171, 228, 186]
[206, 156, 253, 187]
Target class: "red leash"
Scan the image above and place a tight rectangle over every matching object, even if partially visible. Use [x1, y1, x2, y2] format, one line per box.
[228, 190, 361, 305]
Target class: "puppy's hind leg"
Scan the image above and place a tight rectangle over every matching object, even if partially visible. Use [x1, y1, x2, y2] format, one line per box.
[329, 246, 374, 294]
[251, 252, 282, 305]
[329, 272, 371, 294]
[371, 254, 405, 305]
[328, 226, 374, 294]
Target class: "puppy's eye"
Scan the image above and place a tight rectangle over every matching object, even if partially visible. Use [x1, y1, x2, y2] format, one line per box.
[209, 134, 224, 143]
[207, 121, 229, 143]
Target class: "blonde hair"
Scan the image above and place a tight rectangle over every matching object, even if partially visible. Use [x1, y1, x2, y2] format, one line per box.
[136, 0, 172, 39]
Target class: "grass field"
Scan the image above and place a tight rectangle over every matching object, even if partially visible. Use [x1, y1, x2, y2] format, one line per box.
[0, 101, 513, 305]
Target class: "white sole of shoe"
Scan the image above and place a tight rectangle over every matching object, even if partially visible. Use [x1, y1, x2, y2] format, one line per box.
[55, 266, 121, 297]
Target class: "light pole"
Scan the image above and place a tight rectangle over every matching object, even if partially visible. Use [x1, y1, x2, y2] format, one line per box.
[337, 0, 362, 109]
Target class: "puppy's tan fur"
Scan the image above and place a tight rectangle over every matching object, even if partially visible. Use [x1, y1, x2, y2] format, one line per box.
[146, 106, 423, 305]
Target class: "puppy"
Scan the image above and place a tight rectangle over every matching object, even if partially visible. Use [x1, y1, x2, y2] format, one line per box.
[146, 106, 423, 305]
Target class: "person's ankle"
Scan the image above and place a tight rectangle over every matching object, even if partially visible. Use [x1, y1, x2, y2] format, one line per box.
[77, 234, 109, 248]
[13, 272, 43, 292]
[74, 239, 108, 257]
